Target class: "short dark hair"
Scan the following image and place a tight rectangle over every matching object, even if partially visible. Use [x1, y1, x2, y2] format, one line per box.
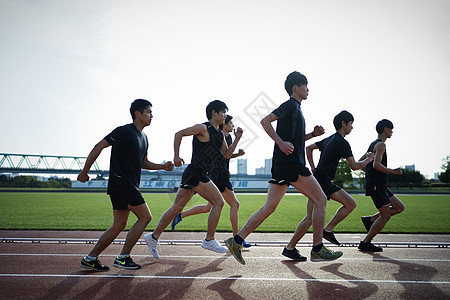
[130, 99, 152, 120]
[333, 110, 354, 130]
[219, 115, 233, 130]
[206, 100, 228, 120]
[376, 119, 394, 134]
[284, 71, 308, 96]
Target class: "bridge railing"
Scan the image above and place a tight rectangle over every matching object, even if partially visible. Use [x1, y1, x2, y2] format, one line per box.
[0, 153, 106, 175]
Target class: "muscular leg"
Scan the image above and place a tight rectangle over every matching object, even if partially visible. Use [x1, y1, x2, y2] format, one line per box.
[286, 198, 314, 249]
[120, 203, 152, 255]
[222, 188, 240, 235]
[363, 205, 390, 243]
[291, 175, 327, 246]
[89, 209, 130, 257]
[325, 189, 357, 231]
[180, 202, 212, 218]
[194, 181, 225, 241]
[237, 183, 287, 239]
[152, 188, 195, 239]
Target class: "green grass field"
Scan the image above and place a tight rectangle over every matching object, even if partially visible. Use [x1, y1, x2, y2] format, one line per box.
[0, 192, 449, 233]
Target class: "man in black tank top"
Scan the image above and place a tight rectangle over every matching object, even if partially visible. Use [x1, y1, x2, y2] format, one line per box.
[358, 119, 405, 252]
[170, 115, 251, 247]
[145, 100, 243, 258]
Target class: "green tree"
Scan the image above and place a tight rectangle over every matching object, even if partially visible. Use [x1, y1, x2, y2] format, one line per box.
[438, 155, 450, 184]
[352, 169, 365, 188]
[333, 159, 353, 187]
[387, 168, 424, 188]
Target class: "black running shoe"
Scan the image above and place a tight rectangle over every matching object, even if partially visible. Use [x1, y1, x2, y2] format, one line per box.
[281, 247, 307, 261]
[323, 230, 341, 245]
[114, 255, 141, 270]
[358, 241, 383, 252]
[80, 257, 110, 272]
[361, 216, 373, 232]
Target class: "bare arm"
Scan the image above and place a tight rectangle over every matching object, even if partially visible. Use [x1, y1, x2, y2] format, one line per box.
[142, 156, 174, 171]
[77, 139, 110, 182]
[221, 127, 243, 159]
[306, 143, 318, 173]
[230, 149, 245, 159]
[373, 142, 402, 175]
[173, 124, 207, 167]
[305, 125, 325, 141]
[346, 152, 374, 171]
[260, 113, 294, 155]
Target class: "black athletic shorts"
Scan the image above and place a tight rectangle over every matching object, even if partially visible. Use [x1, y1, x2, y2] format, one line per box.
[109, 189, 145, 210]
[212, 177, 233, 193]
[313, 171, 341, 200]
[180, 165, 211, 189]
[366, 185, 394, 209]
[269, 163, 312, 186]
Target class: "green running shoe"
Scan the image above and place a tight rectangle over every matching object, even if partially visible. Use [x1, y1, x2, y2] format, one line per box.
[310, 245, 343, 261]
[225, 237, 245, 265]
[80, 257, 110, 272]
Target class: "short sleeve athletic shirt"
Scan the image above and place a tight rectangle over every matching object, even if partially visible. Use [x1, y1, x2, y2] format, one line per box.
[365, 139, 387, 192]
[190, 122, 224, 173]
[104, 123, 148, 193]
[209, 134, 232, 179]
[314, 132, 353, 180]
[271, 98, 306, 165]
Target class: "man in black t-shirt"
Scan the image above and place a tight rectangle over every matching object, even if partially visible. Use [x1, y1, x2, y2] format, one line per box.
[144, 100, 243, 258]
[78, 99, 174, 271]
[225, 71, 343, 264]
[358, 119, 404, 252]
[282, 111, 374, 258]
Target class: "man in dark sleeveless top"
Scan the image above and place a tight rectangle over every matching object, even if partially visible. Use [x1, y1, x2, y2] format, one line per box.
[145, 100, 243, 258]
[225, 71, 343, 264]
[78, 99, 174, 271]
[281, 110, 374, 261]
[170, 115, 251, 247]
[359, 119, 405, 252]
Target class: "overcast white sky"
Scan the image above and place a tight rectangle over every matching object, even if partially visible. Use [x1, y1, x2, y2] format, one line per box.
[1, 0, 449, 179]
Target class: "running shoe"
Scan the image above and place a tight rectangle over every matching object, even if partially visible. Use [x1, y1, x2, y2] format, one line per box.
[361, 216, 373, 232]
[358, 241, 383, 252]
[201, 239, 228, 253]
[323, 230, 341, 246]
[80, 257, 110, 272]
[114, 255, 141, 270]
[225, 237, 245, 265]
[242, 240, 252, 248]
[310, 245, 343, 261]
[171, 213, 182, 231]
[281, 247, 307, 261]
[144, 233, 160, 259]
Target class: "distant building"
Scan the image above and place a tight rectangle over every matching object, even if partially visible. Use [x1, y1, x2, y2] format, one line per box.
[237, 159, 247, 175]
[405, 164, 415, 171]
[434, 172, 440, 181]
[255, 158, 272, 175]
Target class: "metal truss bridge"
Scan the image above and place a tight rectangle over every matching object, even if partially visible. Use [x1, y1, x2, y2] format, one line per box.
[0, 153, 108, 176]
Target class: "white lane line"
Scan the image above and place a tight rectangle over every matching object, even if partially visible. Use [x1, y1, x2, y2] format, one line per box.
[1, 253, 450, 262]
[0, 273, 449, 285]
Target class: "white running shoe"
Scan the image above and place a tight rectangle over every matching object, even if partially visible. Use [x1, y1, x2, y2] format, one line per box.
[144, 233, 160, 259]
[201, 239, 228, 253]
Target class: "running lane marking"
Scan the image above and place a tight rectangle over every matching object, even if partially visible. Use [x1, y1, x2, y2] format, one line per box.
[1, 253, 450, 262]
[0, 273, 449, 285]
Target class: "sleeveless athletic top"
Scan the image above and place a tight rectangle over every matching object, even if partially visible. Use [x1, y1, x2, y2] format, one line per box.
[190, 122, 224, 173]
[209, 134, 232, 179]
[365, 138, 387, 192]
